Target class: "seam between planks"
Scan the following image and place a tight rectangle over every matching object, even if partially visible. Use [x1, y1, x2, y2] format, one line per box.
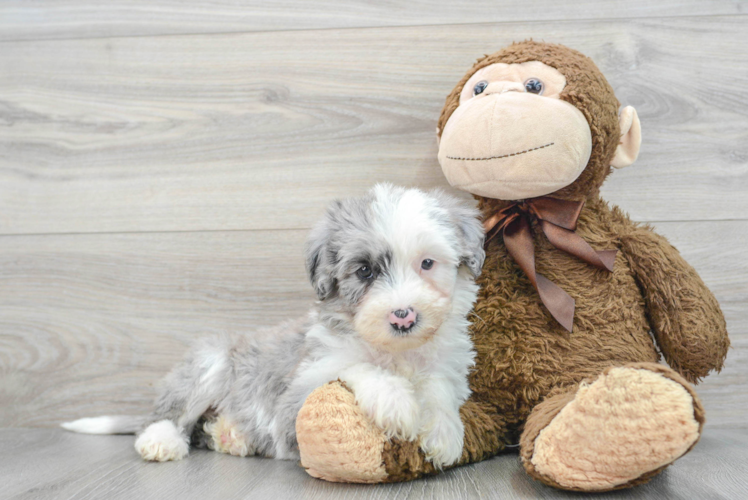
[0, 218, 745, 239]
[0, 12, 746, 45]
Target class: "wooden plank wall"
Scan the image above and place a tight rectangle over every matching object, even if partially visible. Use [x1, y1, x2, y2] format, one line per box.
[1, 2, 746, 429]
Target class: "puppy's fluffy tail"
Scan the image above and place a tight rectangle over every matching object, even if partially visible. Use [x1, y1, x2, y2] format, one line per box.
[61, 415, 147, 435]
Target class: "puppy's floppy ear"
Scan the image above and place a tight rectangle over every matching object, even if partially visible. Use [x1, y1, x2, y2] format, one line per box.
[433, 190, 486, 277]
[305, 207, 339, 301]
[455, 208, 486, 278]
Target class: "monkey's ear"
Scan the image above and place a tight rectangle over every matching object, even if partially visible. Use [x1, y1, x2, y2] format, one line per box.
[611, 106, 642, 169]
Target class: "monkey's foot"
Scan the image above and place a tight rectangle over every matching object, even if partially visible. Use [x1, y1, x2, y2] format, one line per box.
[204, 415, 251, 457]
[522, 363, 704, 492]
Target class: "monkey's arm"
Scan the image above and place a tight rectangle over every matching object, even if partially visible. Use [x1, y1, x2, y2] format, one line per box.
[296, 381, 508, 482]
[620, 224, 729, 383]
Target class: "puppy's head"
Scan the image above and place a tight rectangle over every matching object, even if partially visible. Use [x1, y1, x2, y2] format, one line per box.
[306, 184, 484, 352]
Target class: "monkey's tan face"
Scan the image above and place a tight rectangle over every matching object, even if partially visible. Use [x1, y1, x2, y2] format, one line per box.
[438, 61, 592, 200]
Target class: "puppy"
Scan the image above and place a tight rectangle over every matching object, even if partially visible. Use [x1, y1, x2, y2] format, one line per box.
[62, 184, 485, 469]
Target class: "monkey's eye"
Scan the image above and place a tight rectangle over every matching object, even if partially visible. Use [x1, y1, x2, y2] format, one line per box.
[356, 265, 374, 281]
[420, 259, 434, 271]
[524, 78, 544, 95]
[473, 80, 489, 96]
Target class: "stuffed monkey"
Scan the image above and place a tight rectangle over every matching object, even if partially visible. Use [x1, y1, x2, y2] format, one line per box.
[295, 41, 729, 492]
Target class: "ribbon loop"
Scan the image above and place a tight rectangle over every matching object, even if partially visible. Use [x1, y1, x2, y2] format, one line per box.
[539, 220, 617, 272]
[486, 196, 617, 332]
[529, 197, 584, 230]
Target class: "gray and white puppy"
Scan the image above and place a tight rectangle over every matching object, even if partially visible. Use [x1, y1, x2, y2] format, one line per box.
[62, 184, 484, 469]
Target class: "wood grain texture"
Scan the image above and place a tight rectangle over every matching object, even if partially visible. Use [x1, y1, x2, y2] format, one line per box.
[2, 15, 747, 235]
[1, 4, 746, 497]
[2, 429, 747, 499]
[0, 229, 313, 427]
[0, 1, 744, 42]
[1, 220, 745, 428]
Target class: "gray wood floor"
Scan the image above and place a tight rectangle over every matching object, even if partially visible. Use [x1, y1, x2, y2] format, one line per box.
[3, 429, 747, 500]
[1, 0, 747, 497]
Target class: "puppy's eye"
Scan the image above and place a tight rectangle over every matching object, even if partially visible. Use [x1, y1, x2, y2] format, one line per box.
[356, 265, 374, 280]
[524, 78, 544, 95]
[420, 259, 434, 270]
[473, 80, 488, 96]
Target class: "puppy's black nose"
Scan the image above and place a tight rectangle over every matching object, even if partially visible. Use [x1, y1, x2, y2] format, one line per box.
[393, 309, 409, 319]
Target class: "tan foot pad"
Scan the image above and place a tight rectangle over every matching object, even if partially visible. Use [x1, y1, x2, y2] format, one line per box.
[296, 381, 388, 483]
[531, 367, 701, 491]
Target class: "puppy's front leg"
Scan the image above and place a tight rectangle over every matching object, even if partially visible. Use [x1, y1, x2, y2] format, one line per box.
[417, 376, 466, 469]
[339, 364, 419, 441]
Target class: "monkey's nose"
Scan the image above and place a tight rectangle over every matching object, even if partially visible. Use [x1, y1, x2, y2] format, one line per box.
[389, 308, 417, 332]
[484, 81, 525, 96]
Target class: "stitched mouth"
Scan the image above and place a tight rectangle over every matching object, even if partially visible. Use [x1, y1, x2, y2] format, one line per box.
[446, 142, 554, 161]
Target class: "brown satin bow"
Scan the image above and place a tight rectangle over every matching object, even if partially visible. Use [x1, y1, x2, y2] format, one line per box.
[483, 197, 617, 332]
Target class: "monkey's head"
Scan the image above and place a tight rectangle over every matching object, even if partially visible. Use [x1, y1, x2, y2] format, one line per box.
[437, 41, 641, 204]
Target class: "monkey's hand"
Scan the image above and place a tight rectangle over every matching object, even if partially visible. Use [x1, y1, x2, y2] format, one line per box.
[296, 381, 509, 483]
[621, 224, 729, 383]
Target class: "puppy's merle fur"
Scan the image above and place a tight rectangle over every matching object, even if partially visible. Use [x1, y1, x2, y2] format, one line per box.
[62, 184, 484, 468]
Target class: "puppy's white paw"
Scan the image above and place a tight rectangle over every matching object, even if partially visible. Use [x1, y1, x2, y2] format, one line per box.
[357, 380, 420, 441]
[419, 414, 464, 469]
[135, 420, 189, 462]
[377, 394, 420, 441]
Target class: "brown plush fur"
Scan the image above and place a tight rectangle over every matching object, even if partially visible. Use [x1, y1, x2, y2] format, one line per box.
[296, 41, 729, 491]
[394, 41, 728, 483]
